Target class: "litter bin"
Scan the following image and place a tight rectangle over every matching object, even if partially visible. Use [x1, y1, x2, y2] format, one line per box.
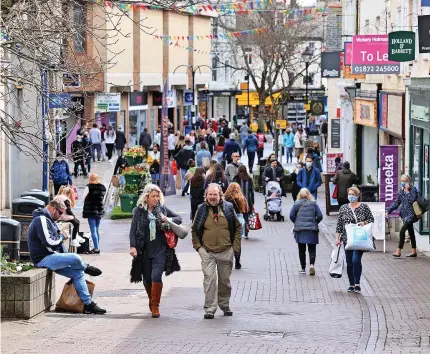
[0, 217, 21, 261]
[259, 158, 268, 191]
[21, 189, 50, 205]
[12, 196, 45, 260]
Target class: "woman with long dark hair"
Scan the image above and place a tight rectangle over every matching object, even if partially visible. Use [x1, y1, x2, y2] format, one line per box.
[233, 165, 254, 239]
[189, 168, 206, 220]
[204, 163, 228, 192]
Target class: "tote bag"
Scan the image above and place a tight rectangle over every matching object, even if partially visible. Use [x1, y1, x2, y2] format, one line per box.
[329, 245, 344, 278]
[344, 206, 375, 251]
[56, 280, 95, 313]
[249, 208, 262, 230]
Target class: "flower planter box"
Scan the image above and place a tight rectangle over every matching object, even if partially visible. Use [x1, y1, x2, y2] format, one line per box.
[124, 174, 141, 185]
[1, 268, 55, 319]
[119, 193, 139, 213]
[125, 156, 143, 166]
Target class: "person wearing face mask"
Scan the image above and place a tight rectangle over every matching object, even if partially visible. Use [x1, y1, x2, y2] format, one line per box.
[335, 187, 374, 293]
[386, 174, 420, 258]
[50, 153, 73, 195]
[290, 162, 303, 201]
[296, 156, 322, 200]
[71, 135, 87, 177]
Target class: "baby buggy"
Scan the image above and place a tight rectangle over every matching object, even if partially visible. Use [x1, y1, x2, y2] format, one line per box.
[263, 181, 284, 221]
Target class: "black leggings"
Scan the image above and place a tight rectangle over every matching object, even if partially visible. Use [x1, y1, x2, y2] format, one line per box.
[298, 243, 316, 269]
[399, 220, 417, 249]
[69, 218, 80, 240]
[106, 143, 114, 160]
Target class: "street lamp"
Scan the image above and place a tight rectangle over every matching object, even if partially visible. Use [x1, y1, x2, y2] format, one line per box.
[173, 64, 211, 105]
[302, 47, 313, 128]
[231, 68, 251, 123]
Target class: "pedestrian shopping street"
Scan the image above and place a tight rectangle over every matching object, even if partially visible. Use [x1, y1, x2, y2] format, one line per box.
[1, 159, 430, 354]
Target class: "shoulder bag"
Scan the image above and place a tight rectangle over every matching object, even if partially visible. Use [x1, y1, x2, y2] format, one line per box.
[345, 206, 374, 252]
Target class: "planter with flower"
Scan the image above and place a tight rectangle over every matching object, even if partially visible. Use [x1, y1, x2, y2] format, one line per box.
[119, 184, 140, 213]
[124, 146, 145, 166]
[121, 164, 150, 185]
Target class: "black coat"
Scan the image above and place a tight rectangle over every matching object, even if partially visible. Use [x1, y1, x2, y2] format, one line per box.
[175, 147, 195, 170]
[115, 131, 126, 149]
[83, 183, 106, 218]
[290, 171, 301, 200]
[263, 165, 284, 182]
[139, 132, 152, 147]
[332, 169, 359, 205]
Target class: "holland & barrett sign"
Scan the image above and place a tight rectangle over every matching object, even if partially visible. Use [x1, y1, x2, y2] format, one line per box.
[388, 31, 415, 62]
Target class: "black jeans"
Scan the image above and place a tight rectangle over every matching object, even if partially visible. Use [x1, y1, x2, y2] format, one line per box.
[53, 183, 65, 195]
[106, 143, 114, 160]
[143, 252, 167, 284]
[247, 150, 256, 172]
[257, 149, 263, 162]
[69, 218, 80, 239]
[74, 159, 87, 177]
[298, 243, 316, 270]
[399, 220, 417, 249]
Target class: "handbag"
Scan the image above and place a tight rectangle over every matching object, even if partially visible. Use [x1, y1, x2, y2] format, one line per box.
[329, 245, 344, 278]
[111, 175, 120, 188]
[171, 160, 178, 176]
[345, 206, 374, 251]
[164, 230, 178, 249]
[332, 184, 338, 199]
[412, 201, 423, 218]
[56, 280, 95, 313]
[249, 208, 262, 230]
[413, 192, 429, 218]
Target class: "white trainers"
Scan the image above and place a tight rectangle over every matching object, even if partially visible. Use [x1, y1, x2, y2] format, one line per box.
[70, 239, 81, 248]
[76, 235, 86, 244]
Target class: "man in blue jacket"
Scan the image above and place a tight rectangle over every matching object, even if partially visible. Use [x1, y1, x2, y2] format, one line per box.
[296, 156, 322, 199]
[242, 131, 259, 173]
[283, 128, 295, 164]
[222, 133, 241, 164]
[27, 197, 106, 314]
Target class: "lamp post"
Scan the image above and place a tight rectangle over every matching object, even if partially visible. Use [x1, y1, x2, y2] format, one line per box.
[302, 47, 313, 128]
[231, 68, 251, 124]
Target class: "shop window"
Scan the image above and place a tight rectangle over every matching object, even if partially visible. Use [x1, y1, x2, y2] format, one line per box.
[73, 3, 86, 52]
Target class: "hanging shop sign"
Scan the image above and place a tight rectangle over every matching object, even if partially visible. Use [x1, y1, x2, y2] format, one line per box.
[166, 89, 176, 108]
[152, 92, 163, 106]
[352, 35, 400, 74]
[321, 52, 341, 78]
[310, 100, 324, 115]
[49, 93, 72, 109]
[275, 120, 287, 129]
[183, 90, 194, 106]
[379, 145, 401, 215]
[379, 92, 404, 137]
[95, 93, 120, 112]
[418, 15, 430, 53]
[354, 99, 378, 127]
[130, 91, 148, 106]
[388, 31, 415, 62]
[331, 118, 340, 149]
[422, 0, 430, 6]
[63, 73, 80, 88]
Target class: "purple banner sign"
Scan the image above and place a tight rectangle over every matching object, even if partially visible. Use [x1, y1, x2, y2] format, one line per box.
[159, 79, 176, 196]
[379, 145, 400, 214]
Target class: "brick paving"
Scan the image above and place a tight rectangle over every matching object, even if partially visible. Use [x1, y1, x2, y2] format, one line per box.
[2, 157, 430, 354]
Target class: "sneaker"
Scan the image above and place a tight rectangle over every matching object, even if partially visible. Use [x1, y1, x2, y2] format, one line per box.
[347, 286, 354, 292]
[299, 269, 306, 274]
[354, 285, 361, 293]
[309, 266, 315, 276]
[84, 265, 102, 277]
[70, 239, 81, 248]
[83, 302, 106, 314]
[244, 235, 249, 239]
[221, 307, 233, 316]
[203, 311, 214, 319]
[77, 235, 86, 244]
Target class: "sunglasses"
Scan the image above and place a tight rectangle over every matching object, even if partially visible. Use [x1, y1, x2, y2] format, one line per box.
[56, 208, 64, 216]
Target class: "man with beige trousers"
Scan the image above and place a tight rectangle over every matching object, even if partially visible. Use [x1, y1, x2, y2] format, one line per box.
[192, 183, 242, 319]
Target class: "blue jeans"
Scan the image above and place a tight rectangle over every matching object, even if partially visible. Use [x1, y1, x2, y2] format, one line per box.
[237, 213, 246, 237]
[286, 147, 293, 163]
[180, 168, 187, 190]
[37, 253, 92, 305]
[91, 143, 102, 162]
[88, 217, 101, 249]
[345, 250, 364, 285]
[143, 252, 167, 284]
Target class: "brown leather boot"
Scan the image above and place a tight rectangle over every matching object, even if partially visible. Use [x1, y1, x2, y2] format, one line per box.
[144, 283, 152, 312]
[151, 282, 163, 318]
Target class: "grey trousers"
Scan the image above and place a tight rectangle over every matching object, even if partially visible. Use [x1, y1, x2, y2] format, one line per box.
[198, 247, 234, 313]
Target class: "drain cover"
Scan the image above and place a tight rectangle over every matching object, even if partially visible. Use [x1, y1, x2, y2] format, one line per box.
[229, 330, 284, 339]
[96, 289, 145, 298]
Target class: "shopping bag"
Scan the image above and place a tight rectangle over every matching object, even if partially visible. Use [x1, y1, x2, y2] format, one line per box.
[329, 245, 344, 278]
[72, 186, 78, 200]
[332, 184, 338, 199]
[55, 280, 95, 313]
[111, 175, 120, 188]
[171, 160, 178, 176]
[249, 209, 262, 230]
[345, 223, 374, 251]
[175, 169, 182, 190]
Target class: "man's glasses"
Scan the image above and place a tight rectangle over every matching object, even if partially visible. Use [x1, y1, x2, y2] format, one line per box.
[56, 209, 64, 216]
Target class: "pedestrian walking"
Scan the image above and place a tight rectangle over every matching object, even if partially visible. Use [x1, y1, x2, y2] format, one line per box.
[71, 135, 87, 177]
[216, 136, 225, 163]
[100, 123, 107, 161]
[192, 183, 242, 319]
[220, 121, 231, 140]
[115, 126, 126, 157]
[50, 154, 73, 195]
[387, 174, 420, 258]
[182, 159, 196, 196]
[174, 135, 186, 157]
[27, 197, 106, 314]
[139, 128, 152, 157]
[233, 165, 254, 239]
[148, 143, 161, 184]
[129, 184, 182, 318]
[263, 158, 284, 184]
[335, 187, 374, 293]
[105, 126, 116, 163]
[174, 138, 195, 191]
[289, 188, 323, 275]
[223, 133, 241, 165]
[311, 142, 322, 171]
[206, 129, 216, 156]
[153, 129, 161, 146]
[296, 156, 322, 199]
[224, 182, 248, 269]
[89, 123, 102, 162]
[82, 132, 92, 173]
[225, 152, 242, 183]
[168, 130, 176, 159]
[239, 122, 249, 146]
[283, 128, 295, 164]
[189, 167, 206, 221]
[82, 174, 106, 254]
[196, 141, 211, 168]
[294, 128, 307, 161]
[195, 136, 205, 153]
[332, 161, 359, 207]
[256, 129, 266, 162]
[290, 162, 303, 202]
[205, 163, 228, 192]
[56, 186, 81, 248]
[242, 131, 258, 173]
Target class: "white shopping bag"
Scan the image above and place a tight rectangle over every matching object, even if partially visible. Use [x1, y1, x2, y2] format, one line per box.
[345, 223, 374, 251]
[329, 245, 344, 278]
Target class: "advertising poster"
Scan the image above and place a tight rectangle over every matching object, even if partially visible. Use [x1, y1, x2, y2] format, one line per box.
[418, 15, 430, 53]
[321, 52, 341, 78]
[354, 99, 378, 127]
[388, 31, 415, 61]
[326, 153, 343, 173]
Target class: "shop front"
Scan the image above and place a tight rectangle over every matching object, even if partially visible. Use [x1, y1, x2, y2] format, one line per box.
[409, 80, 430, 239]
[128, 91, 148, 147]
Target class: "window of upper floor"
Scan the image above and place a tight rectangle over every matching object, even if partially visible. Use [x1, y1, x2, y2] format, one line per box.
[73, 2, 86, 52]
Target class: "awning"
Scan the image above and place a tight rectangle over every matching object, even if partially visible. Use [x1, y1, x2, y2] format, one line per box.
[236, 92, 282, 106]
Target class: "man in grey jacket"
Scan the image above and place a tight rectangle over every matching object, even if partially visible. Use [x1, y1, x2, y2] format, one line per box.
[89, 123, 102, 162]
[225, 152, 242, 183]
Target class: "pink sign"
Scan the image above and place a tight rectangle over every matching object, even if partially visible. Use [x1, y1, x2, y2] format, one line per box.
[344, 42, 352, 66]
[352, 35, 400, 74]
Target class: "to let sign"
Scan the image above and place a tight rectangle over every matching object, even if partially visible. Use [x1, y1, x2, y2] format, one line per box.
[388, 31, 415, 62]
[352, 35, 400, 74]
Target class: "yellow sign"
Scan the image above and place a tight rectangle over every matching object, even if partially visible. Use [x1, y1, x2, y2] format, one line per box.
[275, 120, 287, 129]
[240, 82, 248, 90]
[304, 104, 310, 111]
[250, 122, 258, 132]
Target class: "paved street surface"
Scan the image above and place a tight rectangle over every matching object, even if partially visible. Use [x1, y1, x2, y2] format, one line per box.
[2, 151, 430, 354]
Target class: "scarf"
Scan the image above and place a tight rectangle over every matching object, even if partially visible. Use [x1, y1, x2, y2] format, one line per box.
[144, 205, 157, 241]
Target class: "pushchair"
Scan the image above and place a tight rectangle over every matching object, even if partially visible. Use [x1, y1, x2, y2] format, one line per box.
[263, 181, 284, 221]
